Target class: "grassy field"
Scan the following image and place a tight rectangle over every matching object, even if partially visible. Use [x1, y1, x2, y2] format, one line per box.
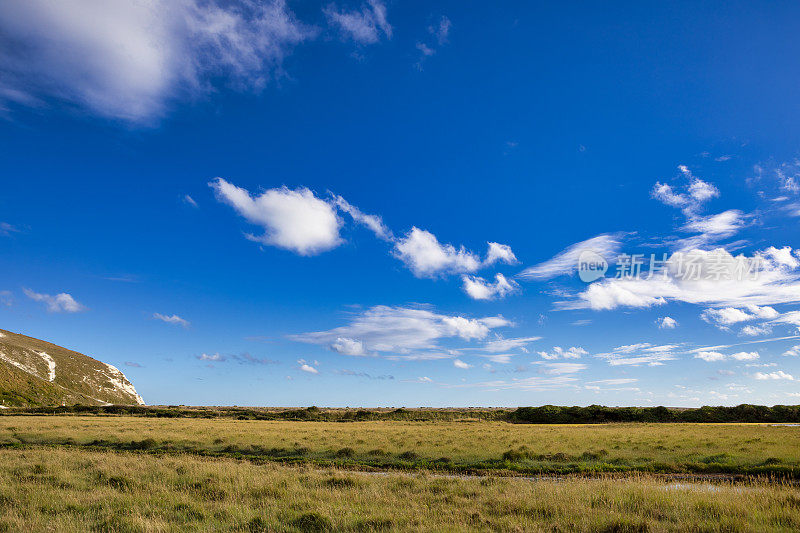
[1, 446, 800, 532]
[2, 416, 799, 476]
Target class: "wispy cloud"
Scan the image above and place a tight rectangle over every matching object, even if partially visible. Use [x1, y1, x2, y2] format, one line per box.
[537, 346, 587, 360]
[415, 15, 451, 69]
[518, 233, 626, 280]
[754, 370, 793, 381]
[23, 288, 85, 313]
[299, 361, 319, 374]
[0, 0, 314, 123]
[393, 228, 516, 278]
[197, 352, 278, 365]
[651, 165, 719, 216]
[335, 369, 393, 380]
[324, 0, 391, 44]
[462, 273, 519, 300]
[0, 222, 21, 236]
[153, 313, 190, 328]
[332, 195, 393, 241]
[571, 247, 800, 310]
[291, 305, 511, 359]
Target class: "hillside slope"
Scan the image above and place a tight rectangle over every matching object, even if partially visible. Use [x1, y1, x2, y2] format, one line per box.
[0, 328, 144, 407]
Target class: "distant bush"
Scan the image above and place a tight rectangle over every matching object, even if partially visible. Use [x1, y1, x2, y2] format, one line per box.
[4, 403, 800, 424]
[335, 447, 355, 458]
[291, 512, 332, 532]
[367, 448, 388, 456]
[506, 404, 800, 424]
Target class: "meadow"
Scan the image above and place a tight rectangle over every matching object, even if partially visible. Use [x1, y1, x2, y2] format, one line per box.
[1, 416, 799, 477]
[1, 446, 800, 532]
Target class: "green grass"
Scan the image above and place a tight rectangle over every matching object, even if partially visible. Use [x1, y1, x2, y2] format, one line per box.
[2, 416, 800, 477]
[1, 446, 799, 532]
[2, 416, 800, 531]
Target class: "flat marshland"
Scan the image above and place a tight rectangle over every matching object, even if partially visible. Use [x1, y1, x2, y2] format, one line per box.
[1, 415, 799, 531]
[3, 416, 800, 476]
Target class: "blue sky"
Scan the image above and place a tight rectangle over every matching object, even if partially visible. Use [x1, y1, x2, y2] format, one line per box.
[1, 0, 800, 407]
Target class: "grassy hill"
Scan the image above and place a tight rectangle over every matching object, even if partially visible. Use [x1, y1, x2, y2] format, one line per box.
[0, 328, 144, 407]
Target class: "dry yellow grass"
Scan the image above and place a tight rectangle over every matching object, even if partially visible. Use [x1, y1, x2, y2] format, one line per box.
[0, 446, 799, 532]
[2, 416, 799, 475]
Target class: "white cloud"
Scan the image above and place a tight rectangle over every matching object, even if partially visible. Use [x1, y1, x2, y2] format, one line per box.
[0, 0, 312, 123]
[393, 227, 480, 277]
[518, 233, 625, 280]
[429, 16, 451, 45]
[740, 324, 772, 337]
[651, 166, 719, 215]
[183, 195, 198, 208]
[485, 242, 517, 265]
[415, 15, 452, 69]
[0, 222, 21, 236]
[480, 336, 542, 353]
[442, 375, 578, 391]
[329, 337, 368, 356]
[694, 350, 759, 362]
[291, 305, 511, 359]
[702, 305, 778, 327]
[784, 345, 800, 357]
[695, 351, 726, 362]
[681, 210, 745, 240]
[688, 177, 720, 202]
[586, 378, 638, 386]
[416, 42, 435, 57]
[652, 182, 689, 209]
[595, 343, 678, 366]
[393, 228, 515, 278]
[656, 316, 678, 329]
[754, 370, 793, 381]
[573, 248, 800, 311]
[198, 353, 225, 362]
[332, 195, 393, 241]
[453, 359, 471, 369]
[0, 290, 13, 307]
[197, 352, 277, 365]
[773, 311, 800, 328]
[211, 178, 342, 255]
[23, 288, 85, 313]
[731, 351, 759, 361]
[299, 362, 319, 374]
[324, 0, 391, 44]
[403, 376, 433, 383]
[462, 274, 519, 300]
[650, 169, 747, 251]
[763, 246, 800, 269]
[702, 307, 754, 326]
[537, 346, 587, 360]
[153, 313, 190, 328]
[539, 362, 587, 375]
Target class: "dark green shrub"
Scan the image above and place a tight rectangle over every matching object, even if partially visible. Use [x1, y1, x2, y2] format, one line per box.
[291, 512, 332, 532]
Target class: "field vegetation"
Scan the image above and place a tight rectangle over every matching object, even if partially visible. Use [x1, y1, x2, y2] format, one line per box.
[9, 403, 800, 424]
[1, 446, 800, 532]
[2, 416, 799, 477]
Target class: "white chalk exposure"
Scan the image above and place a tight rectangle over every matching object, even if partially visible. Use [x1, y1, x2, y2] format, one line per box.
[0, 350, 37, 376]
[39, 351, 56, 381]
[100, 363, 145, 405]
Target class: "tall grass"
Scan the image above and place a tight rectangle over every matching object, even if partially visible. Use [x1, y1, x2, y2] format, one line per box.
[0, 446, 799, 532]
[2, 416, 799, 476]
